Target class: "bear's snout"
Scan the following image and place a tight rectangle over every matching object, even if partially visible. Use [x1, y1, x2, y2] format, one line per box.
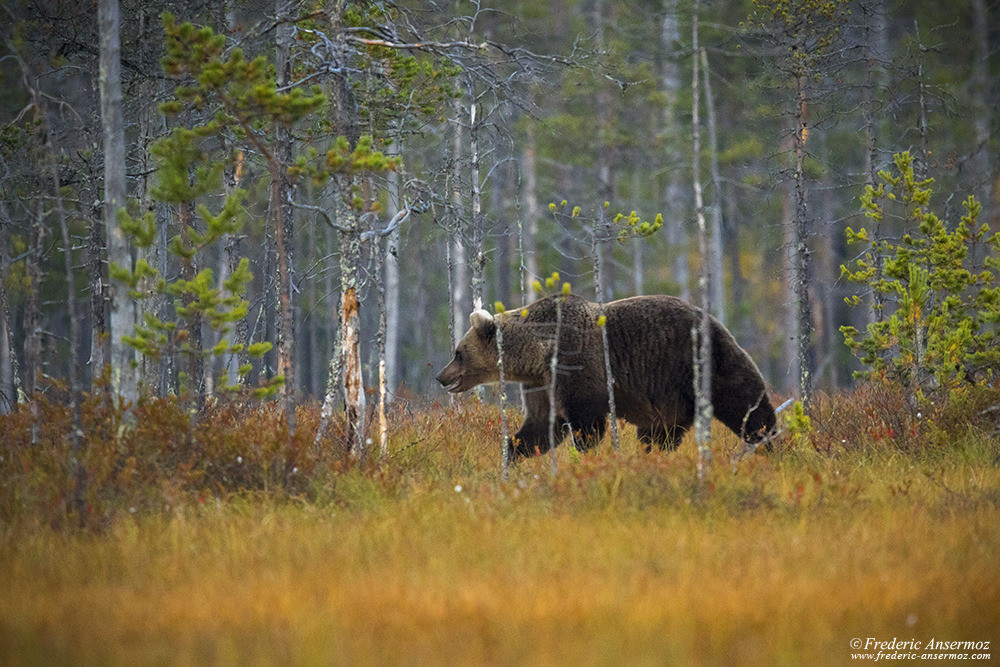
[435, 361, 463, 393]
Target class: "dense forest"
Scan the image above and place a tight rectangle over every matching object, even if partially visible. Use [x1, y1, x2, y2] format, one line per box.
[1, 0, 997, 435]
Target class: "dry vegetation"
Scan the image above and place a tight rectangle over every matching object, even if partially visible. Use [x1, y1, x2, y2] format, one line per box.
[1, 383, 999, 664]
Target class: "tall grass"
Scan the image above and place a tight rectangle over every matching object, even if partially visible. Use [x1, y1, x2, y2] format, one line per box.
[1, 383, 999, 664]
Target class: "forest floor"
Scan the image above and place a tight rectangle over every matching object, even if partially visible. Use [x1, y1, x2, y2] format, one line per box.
[1, 396, 999, 665]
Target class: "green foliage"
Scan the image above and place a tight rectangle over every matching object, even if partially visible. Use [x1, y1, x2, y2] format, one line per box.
[745, 0, 849, 77]
[785, 400, 812, 450]
[840, 152, 998, 392]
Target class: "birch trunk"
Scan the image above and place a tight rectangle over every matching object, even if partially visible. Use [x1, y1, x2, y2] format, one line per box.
[384, 142, 401, 400]
[700, 48, 726, 324]
[469, 99, 485, 311]
[594, 210, 620, 452]
[99, 0, 136, 403]
[692, 13, 713, 479]
[793, 70, 813, 408]
[274, 2, 296, 432]
[661, 0, 689, 300]
[450, 96, 468, 346]
[521, 124, 539, 301]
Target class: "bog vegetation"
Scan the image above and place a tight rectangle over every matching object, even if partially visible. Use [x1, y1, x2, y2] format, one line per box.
[2, 0, 999, 662]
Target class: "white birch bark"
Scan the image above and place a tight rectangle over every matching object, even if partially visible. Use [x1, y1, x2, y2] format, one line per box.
[99, 0, 136, 403]
[692, 11, 713, 479]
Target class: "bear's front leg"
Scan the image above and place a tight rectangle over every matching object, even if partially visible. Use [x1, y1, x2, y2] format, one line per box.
[509, 418, 568, 459]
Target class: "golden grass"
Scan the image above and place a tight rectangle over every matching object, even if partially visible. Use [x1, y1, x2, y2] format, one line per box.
[1, 404, 999, 665]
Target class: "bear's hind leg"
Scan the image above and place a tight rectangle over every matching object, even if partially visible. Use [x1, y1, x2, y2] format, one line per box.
[570, 417, 607, 453]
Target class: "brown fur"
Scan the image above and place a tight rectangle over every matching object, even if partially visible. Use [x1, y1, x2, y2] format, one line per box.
[436, 294, 776, 459]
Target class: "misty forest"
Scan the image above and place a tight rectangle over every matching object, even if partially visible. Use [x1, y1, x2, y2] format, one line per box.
[1, 0, 999, 663]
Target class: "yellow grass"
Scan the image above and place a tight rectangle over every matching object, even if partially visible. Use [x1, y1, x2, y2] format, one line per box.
[1, 407, 999, 665]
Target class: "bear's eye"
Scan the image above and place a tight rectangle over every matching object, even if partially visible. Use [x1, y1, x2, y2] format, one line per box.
[454, 350, 463, 362]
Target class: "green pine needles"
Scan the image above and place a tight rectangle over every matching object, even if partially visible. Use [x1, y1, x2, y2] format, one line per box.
[840, 151, 998, 393]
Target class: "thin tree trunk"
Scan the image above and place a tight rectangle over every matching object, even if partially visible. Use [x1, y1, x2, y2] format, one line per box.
[547, 295, 563, 476]
[700, 48, 725, 324]
[521, 123, 539, 301]
[0, 199, 23, 411]
[99, 0, 136, 403]
[692, 11, 713, 480]
[497, 325, 510, 479]
[25, 201, 44, 446]
[25, 201, 44, 399]
[274, 1, 296, 433]
[593, 0, 615, 302]
[863, 0, 884, 325]
[914, 21, 928, 182]
[450, 96, 468, 346]
[661, 0, 689, 301]
[384, 140, 401, 400]
[594, 209, 619, 452]
[375, 236, 389, 459]
[469, 98, 486, 311]
[970, 0, 994, 227]
[49, 146, 86, 520]
[178, 200, 203, 402]
[793, 68, 813, 408]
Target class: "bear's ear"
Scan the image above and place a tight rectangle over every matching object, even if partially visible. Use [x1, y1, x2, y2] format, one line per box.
[469, 309, 496, 337]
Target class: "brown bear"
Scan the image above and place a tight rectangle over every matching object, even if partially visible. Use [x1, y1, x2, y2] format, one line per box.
[436, 293, 776, 459]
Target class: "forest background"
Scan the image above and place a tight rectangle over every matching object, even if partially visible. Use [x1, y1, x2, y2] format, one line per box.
[0, 0, 998, 445]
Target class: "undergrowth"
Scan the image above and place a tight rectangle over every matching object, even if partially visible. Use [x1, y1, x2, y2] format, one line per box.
[2, 378, 998, 530]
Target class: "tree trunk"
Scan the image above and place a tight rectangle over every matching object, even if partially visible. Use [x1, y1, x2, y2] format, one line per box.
[594, 209, 620, 452]
[450, 96, 468, 345]
[50, 146, 86, 520]
[274, 1, 296, 432]
[700, 48, 726, 324]
[25, 201, 44, 400]
[970, 0, 995, 228]
[99, 0, 136, 403]
[384, 141, 401, 400]
[0, 199, 23, 411]
[520, 123, 540, 302]
[469, 98, 486, 311]
[793, 70, 814, 408]
[692, 11, 712, 479]
[593, 0, 615, 302]
[661, 0, 689, 300]
[863, 0, 885, 324]
[339, 202, 366, 461]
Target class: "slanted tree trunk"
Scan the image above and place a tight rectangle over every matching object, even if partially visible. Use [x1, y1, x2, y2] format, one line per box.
[99, 0, 136, 403]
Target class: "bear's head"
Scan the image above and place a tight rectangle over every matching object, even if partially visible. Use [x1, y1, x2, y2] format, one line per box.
[436, 309, 499, 393]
